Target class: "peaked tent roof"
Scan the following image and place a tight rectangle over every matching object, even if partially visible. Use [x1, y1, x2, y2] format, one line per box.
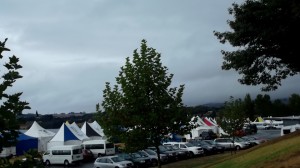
[203, 117, 216, 127]
[90, 121, 104, 136]
[81, 122, 102, 137]
[24, 121, 55, 138]
[50, 123, 89, 142]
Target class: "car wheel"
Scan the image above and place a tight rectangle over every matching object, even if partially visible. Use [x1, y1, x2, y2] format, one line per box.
[64, 160, 69, 166]
[236, 146, 241, 150]
[45, 160, 50, 166]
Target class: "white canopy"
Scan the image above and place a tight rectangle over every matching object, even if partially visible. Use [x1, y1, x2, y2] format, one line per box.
[24, 121, 55, 138]
[24, 121, 55, 152]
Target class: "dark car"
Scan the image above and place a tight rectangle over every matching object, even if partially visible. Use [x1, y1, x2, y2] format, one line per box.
[82, 149, 94, 162]
[163, 145, 190, 160]
[148, 146, 178, 162]
[189, 140, 215, 155]
[117, 152, 152, 168]
[203, 140, 225, 153]
[142, 149, 169, 164]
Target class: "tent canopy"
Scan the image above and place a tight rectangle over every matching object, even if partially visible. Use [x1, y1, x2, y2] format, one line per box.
[24, 121, 55, 138]
[50, 123, 89, 142]
[81, 121, 103, 137]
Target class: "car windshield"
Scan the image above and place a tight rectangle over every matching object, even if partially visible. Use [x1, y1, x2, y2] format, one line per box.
[131, 153, 142, 158]
[145, 149, 156, 155]
[185, 143, 194, 147]
[137, 151, 148, 157]
[171, 146, 180, 150]
[158, 146, 167, 152]
[204, 140, 214, 145]
[111, 156, 126, 162]
[118, 153, 132, 159]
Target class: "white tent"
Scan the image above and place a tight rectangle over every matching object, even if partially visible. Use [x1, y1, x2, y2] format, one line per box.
[81, 121, 103, 140]
[47, 123, 89, 149]
[91, 121, 106, 139]
[24, 121, 55, 152]
[185, 116, 213, 140]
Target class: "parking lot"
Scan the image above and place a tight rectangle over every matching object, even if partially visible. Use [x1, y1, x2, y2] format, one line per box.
[45, 129, 281, 168]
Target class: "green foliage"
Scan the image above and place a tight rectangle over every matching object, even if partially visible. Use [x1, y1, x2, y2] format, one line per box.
[218, 96, 246, 137]
[288, 94, 300, 114]
[214, 0, 300, 91]
[0, 38, 30, 152]
[0, 149, 44, 168]
[243, 93, 254, 121]
[96, 40, 193, 154]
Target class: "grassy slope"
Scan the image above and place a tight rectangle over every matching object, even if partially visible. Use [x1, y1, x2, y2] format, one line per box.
[201, 130, 300, 168]
[159, 131, 300, 168]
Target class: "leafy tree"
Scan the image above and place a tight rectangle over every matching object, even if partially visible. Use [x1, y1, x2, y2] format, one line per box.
[218, 96, 247, 151]
[96, 39, 193, 168]
[244, 93, 255, 121]
[253, 94, 272, 117]
[0, 38, 30, 153]
[214, 0, 300, 91]
[288, 94, 300, 115]
[272, 99, 288, 117]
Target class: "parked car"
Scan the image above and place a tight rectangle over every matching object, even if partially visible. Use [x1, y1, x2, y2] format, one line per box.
[163, 142, 204, 157]
[117, 152, 152, 168]
[142, 149, 168, 164]
[163, 145, 190, 159]
[189, 140, 217, 155]
[94, 155, 134, 168]
[214, 138, 251, 150]
[82, 149, 94, 162]
[147, 146, 178, 162]
[202, 140, 225, 154]
[241, 136, 267, 145]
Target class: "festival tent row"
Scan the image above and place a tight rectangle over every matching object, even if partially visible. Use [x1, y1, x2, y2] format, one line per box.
[23, 120, 105, 152]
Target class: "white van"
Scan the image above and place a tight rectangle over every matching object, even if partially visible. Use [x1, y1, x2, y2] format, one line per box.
[42, 145, 83, 166]
[82, 140, 115, 157]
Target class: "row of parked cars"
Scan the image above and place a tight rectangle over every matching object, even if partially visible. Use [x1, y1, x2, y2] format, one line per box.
[93, 135, 267, 168]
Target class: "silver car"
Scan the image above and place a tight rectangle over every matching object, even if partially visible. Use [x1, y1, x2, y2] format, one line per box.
[94, 155, 134, 168]
[214, 138, 250, 150]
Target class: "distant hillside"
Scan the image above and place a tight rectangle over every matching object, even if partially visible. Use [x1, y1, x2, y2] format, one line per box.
[201, 102, 224, 108]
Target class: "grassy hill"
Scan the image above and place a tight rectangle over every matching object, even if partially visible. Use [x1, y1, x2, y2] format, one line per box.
[160, 130, 300, 168]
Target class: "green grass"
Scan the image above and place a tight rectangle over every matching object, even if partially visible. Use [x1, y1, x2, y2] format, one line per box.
[200, 131, 300, 168]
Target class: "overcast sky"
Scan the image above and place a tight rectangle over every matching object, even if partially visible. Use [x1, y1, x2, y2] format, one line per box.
[1, 0, 299, 114]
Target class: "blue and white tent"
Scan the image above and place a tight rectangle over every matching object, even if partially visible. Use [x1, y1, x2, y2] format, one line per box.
[24, 121, 55, 152]
[47, 123, 89, 149]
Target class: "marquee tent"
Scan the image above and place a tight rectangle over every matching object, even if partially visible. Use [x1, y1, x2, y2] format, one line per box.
[185, 116, 213, 139]
[16, 132, 38, 156]
[47, 123, 89, 149]
[81, 121, 103, 140]
[91, 121, 105, 136]
[24, 121, 55, 152]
